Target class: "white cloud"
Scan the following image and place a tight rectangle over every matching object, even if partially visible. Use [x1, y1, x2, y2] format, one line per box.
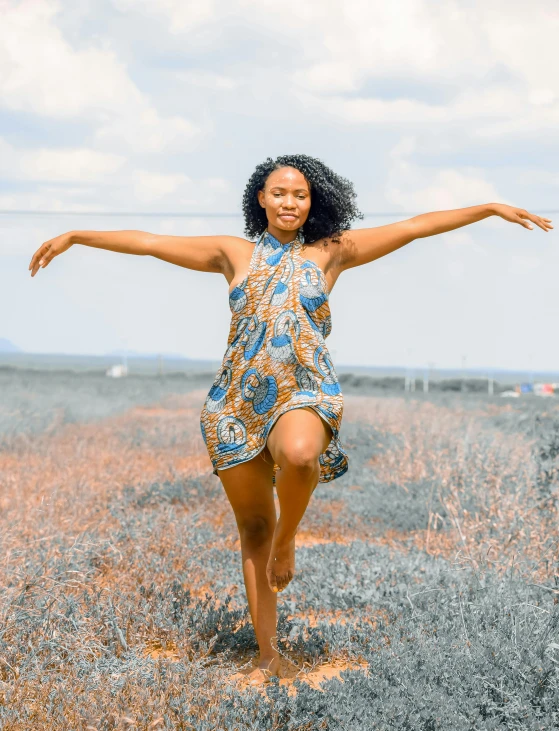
[294, 85, 559, 143]
[0, 1, 143, 117]
[0, 133, 233, 211]
[0, 0, 202, 153]
[132, 170, 192, 202]
[131, 170, 233, 206]
[217, 0, 559, 140]
[94, 108, 202, 154]
[483, 3, 559, 92]
[19, 148, 125, 182]
[385, 136, 502, 211]
[172, 70, 239, 91]
[0, 135, 124, 183]
[113, 0, 222, 33]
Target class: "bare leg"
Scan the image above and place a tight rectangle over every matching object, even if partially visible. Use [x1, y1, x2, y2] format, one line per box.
[265, 407, 332, 593]
[217, 451, 280, 684]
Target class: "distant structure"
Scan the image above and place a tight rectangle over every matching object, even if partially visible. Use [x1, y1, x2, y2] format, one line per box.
[500, 390, 520, 398]
[106, 350, 128, 378]
[106, 363, 128, 378]
[512, 382, 557, 397]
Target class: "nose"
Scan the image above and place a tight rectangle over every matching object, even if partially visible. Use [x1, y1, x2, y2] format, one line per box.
[282, 195, 297, 209]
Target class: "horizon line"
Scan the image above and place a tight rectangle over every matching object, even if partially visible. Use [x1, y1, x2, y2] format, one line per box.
[1, 350, 558, 376]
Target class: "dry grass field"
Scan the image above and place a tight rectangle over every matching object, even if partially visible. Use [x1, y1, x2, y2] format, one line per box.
[0, 368, 558, 729]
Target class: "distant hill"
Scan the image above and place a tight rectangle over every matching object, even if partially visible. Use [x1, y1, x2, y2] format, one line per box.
[0, 338, 22, 353]
[105, 349, 188, 359]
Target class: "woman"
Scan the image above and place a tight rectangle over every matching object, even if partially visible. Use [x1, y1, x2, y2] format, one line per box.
[29, 154, 552, 685]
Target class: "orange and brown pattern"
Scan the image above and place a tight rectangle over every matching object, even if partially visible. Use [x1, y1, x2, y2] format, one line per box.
[200, 229, 349, 483]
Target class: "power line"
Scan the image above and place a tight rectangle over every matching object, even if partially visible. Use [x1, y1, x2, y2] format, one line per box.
[0, 210, 243, 218]
[0, 209, 412, 218]
[0, 209, 557, 218]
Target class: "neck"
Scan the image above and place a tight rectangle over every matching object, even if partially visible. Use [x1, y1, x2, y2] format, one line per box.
[265, 224, 300, 245]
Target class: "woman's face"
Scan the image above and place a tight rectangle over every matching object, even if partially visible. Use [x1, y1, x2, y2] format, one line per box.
[257, 166, 311, 234]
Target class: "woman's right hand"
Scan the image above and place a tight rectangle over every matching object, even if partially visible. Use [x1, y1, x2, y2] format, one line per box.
[29, 232, 73, 277]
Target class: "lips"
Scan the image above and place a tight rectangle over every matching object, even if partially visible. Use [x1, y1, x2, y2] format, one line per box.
[279, 214, 297, 220]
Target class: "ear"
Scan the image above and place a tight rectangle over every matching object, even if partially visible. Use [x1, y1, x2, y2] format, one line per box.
[257, 189, 265, 208]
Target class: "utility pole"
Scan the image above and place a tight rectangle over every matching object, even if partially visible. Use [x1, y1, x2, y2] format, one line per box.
[424, 361, 435, 393]
[404, 347, 414, 393]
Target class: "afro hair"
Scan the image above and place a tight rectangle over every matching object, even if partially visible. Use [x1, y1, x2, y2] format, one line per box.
[241, 154, 363, 244]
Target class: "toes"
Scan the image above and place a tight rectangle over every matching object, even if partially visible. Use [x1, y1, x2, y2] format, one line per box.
[276, 569, 294, 592]
[276, 571, 286, 592]
[267, 567, 279, 593]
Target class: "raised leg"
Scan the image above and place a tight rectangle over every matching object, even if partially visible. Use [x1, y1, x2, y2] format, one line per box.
[265, 406, 332, 593]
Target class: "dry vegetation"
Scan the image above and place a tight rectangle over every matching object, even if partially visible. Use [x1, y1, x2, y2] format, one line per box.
[0, 368, 558, 729]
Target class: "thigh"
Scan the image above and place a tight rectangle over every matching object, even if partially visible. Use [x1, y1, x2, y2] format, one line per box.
[217, 449, 276, 524]
[266, 406, 333, 465]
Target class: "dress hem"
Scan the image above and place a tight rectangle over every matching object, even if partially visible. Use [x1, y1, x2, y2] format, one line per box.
[209, 401, 349, 483]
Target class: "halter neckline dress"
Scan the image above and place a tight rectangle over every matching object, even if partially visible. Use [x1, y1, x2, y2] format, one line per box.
[200, 228, 349, 484]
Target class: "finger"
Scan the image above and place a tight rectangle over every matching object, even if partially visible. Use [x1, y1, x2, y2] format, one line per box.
[31, 259, 46, 277]
[533, 216, 553, 231]
[30, 255, 47, 276]
[29, 243, 51, 270]
[517, 211, 539, 229]
[517, 216, 533, 229]
[532, 217, 549, 231]
[518, 211, 553, 231]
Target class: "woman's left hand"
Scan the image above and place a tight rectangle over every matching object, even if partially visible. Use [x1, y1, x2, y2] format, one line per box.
[492, 203, 553, 232]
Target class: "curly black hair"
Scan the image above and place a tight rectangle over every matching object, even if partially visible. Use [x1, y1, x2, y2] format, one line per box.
[241, 154, 363, 244]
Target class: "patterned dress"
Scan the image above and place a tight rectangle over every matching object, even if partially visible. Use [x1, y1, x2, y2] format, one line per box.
[200, 228, 349, 483]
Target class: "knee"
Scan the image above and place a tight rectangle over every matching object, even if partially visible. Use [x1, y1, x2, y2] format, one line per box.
[276, 439, 319, 476]
[238, 514, 274, 547]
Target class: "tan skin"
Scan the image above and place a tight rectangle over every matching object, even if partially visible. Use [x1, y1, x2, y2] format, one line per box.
[29, 166, 553, 684]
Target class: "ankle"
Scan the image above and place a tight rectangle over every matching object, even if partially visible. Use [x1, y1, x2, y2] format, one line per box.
[258, 657, 280, 673]
[273, 520, 297, 543]
[258, 652, 279, 666]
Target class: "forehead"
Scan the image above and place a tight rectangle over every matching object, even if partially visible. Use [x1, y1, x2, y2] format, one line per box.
[266, 166, 309, 190]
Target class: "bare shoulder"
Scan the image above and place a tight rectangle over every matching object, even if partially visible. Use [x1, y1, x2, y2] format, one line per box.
[218, 235, 254, 257]
[219, 234, 254, 264]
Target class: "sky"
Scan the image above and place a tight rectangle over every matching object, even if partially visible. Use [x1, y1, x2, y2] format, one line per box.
[1, 0, 558, 373]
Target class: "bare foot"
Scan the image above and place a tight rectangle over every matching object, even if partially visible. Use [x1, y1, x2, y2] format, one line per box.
[266, 530, 295, 593]
[248, 655, 280, 686]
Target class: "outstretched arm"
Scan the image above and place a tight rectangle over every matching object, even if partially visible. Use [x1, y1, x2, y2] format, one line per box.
[337, 203, 553, 272]
[28, 229, 250, 281]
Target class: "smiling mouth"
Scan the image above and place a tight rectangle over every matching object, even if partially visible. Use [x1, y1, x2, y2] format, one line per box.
[279, 214, 297, 219]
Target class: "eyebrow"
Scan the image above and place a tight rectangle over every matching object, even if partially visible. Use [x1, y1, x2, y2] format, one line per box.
[269, 186, 309, 192]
